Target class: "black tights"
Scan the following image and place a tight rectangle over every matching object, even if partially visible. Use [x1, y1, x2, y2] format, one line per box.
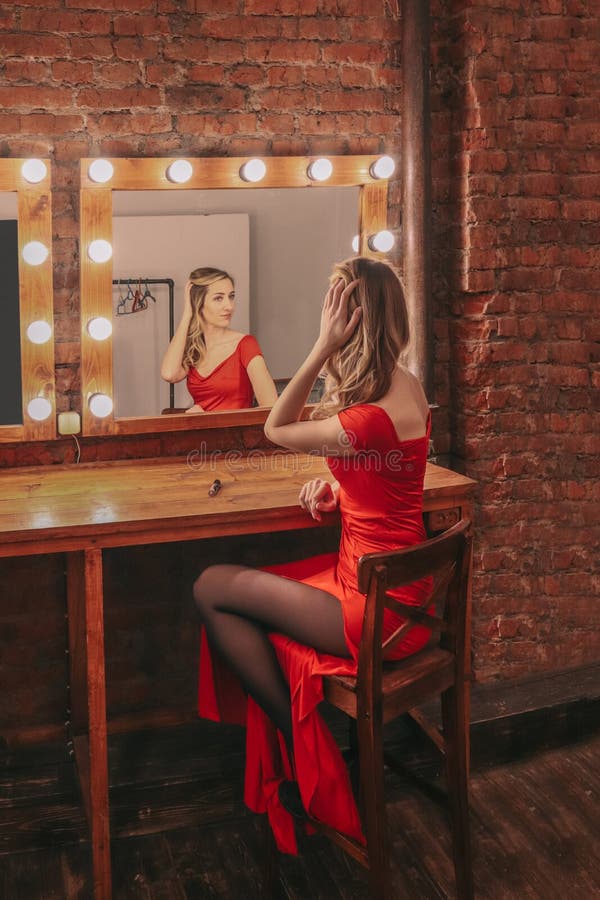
[194, 564, 350, 749]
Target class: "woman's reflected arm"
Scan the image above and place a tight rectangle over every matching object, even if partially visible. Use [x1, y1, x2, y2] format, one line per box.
[247, 355, 278, 407]
[161, 282, 192, 383]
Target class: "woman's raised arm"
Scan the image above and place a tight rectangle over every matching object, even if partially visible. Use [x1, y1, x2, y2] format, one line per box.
[264, 278, 360, 454]
[161, 282, 193, 383]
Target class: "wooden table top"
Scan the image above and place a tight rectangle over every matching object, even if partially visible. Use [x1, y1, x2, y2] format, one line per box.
[0, 455, 476, 555]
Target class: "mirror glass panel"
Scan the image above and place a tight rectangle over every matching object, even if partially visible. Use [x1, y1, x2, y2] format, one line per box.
[0, 193, 22, 425]
[111, 187, 359, 418]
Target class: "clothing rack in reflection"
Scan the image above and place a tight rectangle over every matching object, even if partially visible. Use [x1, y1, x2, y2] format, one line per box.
[112, 277, 176, 410]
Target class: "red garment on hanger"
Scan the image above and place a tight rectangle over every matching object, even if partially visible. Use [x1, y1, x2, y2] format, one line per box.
[198, 404, 433, 853]
[186, 334, 261, 410]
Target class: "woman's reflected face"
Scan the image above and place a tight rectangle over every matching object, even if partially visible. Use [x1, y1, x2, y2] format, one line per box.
[200, 278, 235, 328]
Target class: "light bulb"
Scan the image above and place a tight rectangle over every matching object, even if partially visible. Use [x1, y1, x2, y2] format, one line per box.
[369, 230, 395, 252]
[370, 156, 395, 179]
[307, 158, 333, 182]
[89, 393, 113, 418]
[22, 241, 49, 266]
[352, 235, 360, 253]
[239, 159, 266, 183]
[27, 321, 52, 344]
[87, 317, 113, 341]
[88, 239, 112, 263]
[166, 159, 193, 183]
[88, 159, 114, 184]
[27, 397, 52, 421]
[21, 159, 47, 184]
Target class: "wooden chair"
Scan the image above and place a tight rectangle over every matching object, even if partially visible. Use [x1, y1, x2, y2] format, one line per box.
[300, 518, 474, 899]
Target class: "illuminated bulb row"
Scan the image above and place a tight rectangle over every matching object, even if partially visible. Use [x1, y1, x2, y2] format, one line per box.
[88, 229, 396, 269]
[29, 394, 113, 424]
[23, 157, 395, 188]
[27, 389, 112, 423]
[87, 155, 396, 186]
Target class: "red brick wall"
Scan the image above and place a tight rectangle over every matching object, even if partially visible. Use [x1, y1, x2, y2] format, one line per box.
[432, 1, 599, 680]
[0, 0, 598, 712]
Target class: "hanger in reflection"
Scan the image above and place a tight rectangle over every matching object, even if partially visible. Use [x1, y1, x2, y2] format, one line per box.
[116, 279, 156, 315]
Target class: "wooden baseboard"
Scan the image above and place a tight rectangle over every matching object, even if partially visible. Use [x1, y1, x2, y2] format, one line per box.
[411, 662, 600, 768]
[468, 662, 600, 767]
[2, 665, 598, 766]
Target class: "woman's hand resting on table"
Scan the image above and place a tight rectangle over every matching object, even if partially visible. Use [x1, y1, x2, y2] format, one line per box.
[299, 479, 340, 522]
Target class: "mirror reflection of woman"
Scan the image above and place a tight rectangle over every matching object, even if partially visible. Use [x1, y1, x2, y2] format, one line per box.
[161, 267, 278, 412]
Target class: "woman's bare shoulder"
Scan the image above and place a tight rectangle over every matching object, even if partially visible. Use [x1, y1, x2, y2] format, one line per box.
[392, 365, 430, 418]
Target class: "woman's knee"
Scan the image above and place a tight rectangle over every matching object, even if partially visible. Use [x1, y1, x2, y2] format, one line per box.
[193, 565, 224, 616]
[193, 563, 244, 616]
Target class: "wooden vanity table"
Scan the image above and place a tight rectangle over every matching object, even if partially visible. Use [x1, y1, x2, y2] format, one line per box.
[0, 454, 475, 899]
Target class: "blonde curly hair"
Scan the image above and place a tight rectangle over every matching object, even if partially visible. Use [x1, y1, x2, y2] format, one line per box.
[312, 256, 410, 419]
[182, 267, 233, 369]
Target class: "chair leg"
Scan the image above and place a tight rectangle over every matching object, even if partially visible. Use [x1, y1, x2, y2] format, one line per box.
[441, 683, 473, 900]
[343, 719, 361, 807]
[357, 711, 389, 899]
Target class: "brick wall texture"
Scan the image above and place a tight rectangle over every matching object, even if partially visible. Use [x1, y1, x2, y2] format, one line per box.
[0, 0, 598, 714]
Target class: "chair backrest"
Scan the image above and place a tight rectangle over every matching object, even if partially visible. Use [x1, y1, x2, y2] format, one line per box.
[355, 518, 473, 699]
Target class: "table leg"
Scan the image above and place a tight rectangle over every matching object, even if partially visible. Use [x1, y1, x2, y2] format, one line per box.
[67, 549, 111, 900]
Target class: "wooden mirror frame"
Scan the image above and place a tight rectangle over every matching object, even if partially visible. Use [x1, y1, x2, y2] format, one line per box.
[79, 155, 390, 437]
[0, 159, 55, 443]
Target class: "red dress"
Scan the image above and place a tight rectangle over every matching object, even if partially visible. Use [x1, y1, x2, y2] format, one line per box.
[198, 403, 433, 852]
[186, 334, 262, 411]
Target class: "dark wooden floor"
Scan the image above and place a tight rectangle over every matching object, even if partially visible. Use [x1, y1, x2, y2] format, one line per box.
[0, 718, 598, 899]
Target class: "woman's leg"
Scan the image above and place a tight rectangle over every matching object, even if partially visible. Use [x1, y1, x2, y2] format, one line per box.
[194, 564, 349, 747]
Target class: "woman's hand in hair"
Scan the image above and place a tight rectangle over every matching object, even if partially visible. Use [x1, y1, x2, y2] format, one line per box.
[316, 278, 361, 356]
[299, 478, 340, 522]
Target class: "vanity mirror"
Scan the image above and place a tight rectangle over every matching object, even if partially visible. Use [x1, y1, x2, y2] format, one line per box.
[79, 155, 392, 437]
[0, 159, 55, 443]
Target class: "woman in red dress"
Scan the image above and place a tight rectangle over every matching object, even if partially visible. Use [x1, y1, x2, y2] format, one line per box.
[195, 257, 433, 851]
[161, 266, 278, 412]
